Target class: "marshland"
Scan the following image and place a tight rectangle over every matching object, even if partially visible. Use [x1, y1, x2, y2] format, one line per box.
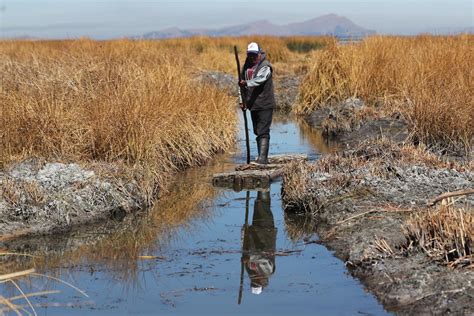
[1, 35, 473, 315]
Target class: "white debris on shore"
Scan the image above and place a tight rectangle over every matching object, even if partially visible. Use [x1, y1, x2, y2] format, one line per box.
[0, 159, 145, 238]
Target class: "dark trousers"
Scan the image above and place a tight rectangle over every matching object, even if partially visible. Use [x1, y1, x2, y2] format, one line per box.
[250, 109, 273, 141]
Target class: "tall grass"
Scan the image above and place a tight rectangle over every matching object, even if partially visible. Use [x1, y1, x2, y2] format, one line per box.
[296, 35, 474, 153]
[1, 39, 237, 194]
[155, 36, 335, 74]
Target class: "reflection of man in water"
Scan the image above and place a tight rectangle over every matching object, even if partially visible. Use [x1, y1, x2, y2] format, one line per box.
[242, 191, 277, 295]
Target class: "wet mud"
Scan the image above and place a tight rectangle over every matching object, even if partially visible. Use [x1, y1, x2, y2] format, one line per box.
[282, 140, 473, 314]
[305, 97, 409, 148]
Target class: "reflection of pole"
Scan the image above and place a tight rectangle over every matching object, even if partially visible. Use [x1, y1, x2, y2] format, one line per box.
[238, 190, 250, 305]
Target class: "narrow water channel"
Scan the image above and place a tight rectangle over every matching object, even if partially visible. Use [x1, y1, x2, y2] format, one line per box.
[2, 113, 389, 315]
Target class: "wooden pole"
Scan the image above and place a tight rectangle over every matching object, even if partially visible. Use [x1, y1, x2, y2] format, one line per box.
[234, 46, 251, 164]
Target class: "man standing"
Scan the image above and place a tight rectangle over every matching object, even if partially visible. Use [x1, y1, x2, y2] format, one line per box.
[239, 42, 276, 165]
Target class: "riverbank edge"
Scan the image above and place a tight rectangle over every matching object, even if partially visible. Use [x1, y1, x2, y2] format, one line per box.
[281, 106, 473, 315]
[0, 70, 297, 243]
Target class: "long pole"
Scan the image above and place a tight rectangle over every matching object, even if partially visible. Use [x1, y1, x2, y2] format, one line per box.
[234, 46, 251, 164]
[238, 190, 251, 304]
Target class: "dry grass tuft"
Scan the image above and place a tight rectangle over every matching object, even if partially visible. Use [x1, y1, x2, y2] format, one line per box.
[374, 237, 395, 256]
[295, 35, 474, 153]
[1, 178, 45, 210]
[282, 161, 319, 212]
[0, 40, 237, 196]
[403, 203, 473, 268]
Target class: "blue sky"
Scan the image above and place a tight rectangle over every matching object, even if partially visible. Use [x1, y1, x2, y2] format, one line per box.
[1, 0, 473, 39]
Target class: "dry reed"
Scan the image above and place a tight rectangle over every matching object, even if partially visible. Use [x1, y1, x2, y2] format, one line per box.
[403, 203, 473, 268]
[0, 39, 237, 196]
[1, 36, 334, 193]
[296, 35, 474, 153]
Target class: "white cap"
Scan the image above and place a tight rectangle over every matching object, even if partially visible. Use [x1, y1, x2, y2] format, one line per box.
[247, 42, 260, 54]
[251, 286, 263, 295]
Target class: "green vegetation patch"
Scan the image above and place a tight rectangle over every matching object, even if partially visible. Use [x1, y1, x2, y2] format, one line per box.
[286, 40, 326, 53]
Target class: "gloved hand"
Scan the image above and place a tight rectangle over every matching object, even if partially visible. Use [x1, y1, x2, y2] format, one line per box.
[239, 80, 247, 88]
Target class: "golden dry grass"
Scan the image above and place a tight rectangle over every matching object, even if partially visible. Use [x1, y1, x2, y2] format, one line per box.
[0, 39, 237, 196]
[155, 35, 334, 74]
[404, 203, 473, 268]
[295, 35, 474, 153]
[0, 36, 333, 194]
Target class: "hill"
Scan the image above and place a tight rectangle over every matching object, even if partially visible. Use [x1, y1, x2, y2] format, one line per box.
[139, 14, 376, 39]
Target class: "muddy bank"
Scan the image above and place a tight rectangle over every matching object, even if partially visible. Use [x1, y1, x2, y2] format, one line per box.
[305, 98, 410, 149]
[0, 70, 299, 242]
[282, 139, 473, 314]
[0, 159, 147, 239]
[1, 116, 391, 316]
[273, 74, 302, 112]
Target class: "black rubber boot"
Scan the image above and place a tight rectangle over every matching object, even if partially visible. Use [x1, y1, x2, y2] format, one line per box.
[255, 137, 269, 165]
[255, 137, 261, 162]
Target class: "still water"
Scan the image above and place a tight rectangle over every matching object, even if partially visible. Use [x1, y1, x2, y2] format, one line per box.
[1, 113, 389, 315]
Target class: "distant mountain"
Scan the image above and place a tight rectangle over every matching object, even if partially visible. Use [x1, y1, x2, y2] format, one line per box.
[286, 14, 374, 36]
[138, 14, 376, 39]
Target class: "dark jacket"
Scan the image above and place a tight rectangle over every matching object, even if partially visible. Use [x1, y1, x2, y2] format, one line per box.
[242, 54, 276, 111]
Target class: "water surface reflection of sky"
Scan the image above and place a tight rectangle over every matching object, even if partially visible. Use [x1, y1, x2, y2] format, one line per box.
[1, 113, 390, 315]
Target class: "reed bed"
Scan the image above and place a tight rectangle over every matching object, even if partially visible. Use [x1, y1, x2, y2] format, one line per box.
[0, 39, 237, 195]
[404, 203, 473, 268]
[0, 35, 336, 196]
[154, 36, 334, 74]
[295, 35, 474, 153]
